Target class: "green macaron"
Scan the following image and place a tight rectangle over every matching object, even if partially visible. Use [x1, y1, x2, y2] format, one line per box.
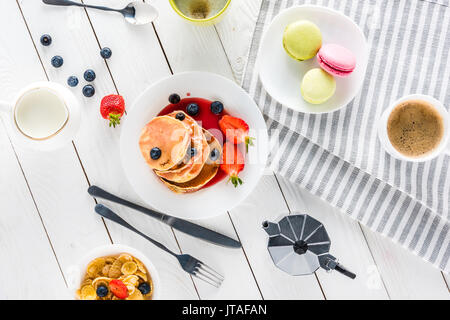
[283, 20, 322, 61]
[301, 68, 336, 104]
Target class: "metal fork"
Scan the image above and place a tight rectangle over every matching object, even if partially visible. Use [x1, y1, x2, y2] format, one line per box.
[95, 204, 224, 288]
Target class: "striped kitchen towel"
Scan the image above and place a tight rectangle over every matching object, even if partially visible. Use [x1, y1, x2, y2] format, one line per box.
[242, 0, 450, 272]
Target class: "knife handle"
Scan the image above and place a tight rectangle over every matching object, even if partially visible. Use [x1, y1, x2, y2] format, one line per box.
[88, 185, 241, 249]
[88, 185, 164, 221]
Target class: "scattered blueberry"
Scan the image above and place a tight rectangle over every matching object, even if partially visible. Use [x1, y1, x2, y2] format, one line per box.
[210, 101, 224, 114]
[82, 84, 95, 97]
[168, 93, 181, 104]
[51, 55, 63, 68]
[100, 47, 112, 59]
[96, 285, 108, 297]
[175, 112, 185, 121]
[186, 103, 199, 116]
[40, 34, 52, 46]
[210, 148, 219, 161]
[67, 76, 79, 87]
[138, 282, 151, 295]
[190, 147, 197, 157]
[84, 69, 96, 82]
[150, 147, 161, 160]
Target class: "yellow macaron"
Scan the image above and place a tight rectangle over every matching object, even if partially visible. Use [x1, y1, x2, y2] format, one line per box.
[283, 20, 322, 61]
[301, 68, 336, 104]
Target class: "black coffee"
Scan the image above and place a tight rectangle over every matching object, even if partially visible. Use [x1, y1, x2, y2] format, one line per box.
[387, 100, 444, 157]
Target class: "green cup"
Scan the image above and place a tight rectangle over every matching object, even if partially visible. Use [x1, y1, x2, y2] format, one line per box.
[169, 0, 231, 25]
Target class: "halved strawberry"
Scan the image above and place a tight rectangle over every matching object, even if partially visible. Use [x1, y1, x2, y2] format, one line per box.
[219, 115, 255, 152]
[220, 142, 245, 188]
[100, 94, 126, 128]
[109, 279, 129, 299]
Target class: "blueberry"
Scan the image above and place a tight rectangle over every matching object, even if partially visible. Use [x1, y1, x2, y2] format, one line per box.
[175, 112, 185, 121]
[84, 69, 96, 82]
[67, 76, 78, 87]
[40, 34, 52, 46]
[150, 147, 161, 160]
[169, 93, 181, 104]
[186, 103, 199, 116]
[190, 147, 197, 157]
[210, 101, 224, 114]
[96, 285, 108, 298]
[100, 47, 112, 59]
[210, 148, 219, 161]
[82, 84, 95, 97]
[138, 282, 151, 295]
[51, 56, 63, 68]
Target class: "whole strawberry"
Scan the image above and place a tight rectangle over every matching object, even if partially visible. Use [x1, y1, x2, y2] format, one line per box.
[219, 115, 255, 152]
[220, 142, 245, 188]
[100, 94, 125, 128]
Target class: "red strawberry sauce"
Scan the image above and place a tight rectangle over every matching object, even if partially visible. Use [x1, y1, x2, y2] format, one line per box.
[158, 97, 228, 188]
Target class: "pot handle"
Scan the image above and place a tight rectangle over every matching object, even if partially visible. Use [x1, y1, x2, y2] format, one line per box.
[319, 254, 356, 279]
[334, 264, 356, 279]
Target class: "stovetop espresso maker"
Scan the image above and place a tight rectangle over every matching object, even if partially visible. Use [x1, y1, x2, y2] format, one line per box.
[263, 213, 356, 279]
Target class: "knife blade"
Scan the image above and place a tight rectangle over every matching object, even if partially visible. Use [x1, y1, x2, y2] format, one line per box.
[88, 185, 241, 248]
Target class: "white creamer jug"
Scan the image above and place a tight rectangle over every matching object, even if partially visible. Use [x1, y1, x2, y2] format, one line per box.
[0, 81, 80, 151]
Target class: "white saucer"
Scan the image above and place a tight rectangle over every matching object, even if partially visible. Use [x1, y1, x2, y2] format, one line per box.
[120, 72, 269, 220]
[256, 5, 368, 114]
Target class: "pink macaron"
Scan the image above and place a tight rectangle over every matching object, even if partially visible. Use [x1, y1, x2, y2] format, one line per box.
[317, 44, 356, 77]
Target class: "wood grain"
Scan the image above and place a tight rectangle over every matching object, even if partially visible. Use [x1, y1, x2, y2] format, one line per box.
[0, 0, 446, 299]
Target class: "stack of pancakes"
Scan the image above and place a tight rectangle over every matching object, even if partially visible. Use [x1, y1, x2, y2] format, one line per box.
[139, 111, 222, 193]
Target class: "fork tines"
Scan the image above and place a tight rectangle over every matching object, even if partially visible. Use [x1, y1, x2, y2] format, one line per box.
[193, 261, 224, 288]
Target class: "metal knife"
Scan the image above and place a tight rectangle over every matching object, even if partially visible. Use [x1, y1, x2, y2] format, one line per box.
[88, 185, 241, 248]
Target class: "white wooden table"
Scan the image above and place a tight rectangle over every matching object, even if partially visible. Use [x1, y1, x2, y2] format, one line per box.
[0, 0, 448, 300]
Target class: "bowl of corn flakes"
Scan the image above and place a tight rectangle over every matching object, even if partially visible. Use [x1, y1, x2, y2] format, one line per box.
[68, 244, 160, 300]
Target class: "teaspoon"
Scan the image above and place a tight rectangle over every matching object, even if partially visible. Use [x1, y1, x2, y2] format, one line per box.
[42, 0, 158, 25]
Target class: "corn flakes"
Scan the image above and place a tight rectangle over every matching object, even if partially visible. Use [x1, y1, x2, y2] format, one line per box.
[122, 275, 139, 286]
[136, 271, 147, 282]
[77, 253, 153, 300]
[127, 289, 144, 300]
[108, 259, 123, 278]
[121, 261, 138, 275]
[87, 257, 106, 278]
[80, 284, 96, 300]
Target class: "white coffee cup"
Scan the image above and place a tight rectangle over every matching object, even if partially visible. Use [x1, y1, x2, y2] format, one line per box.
[378, 94, 450, 162]
[0, 81, 80, 151]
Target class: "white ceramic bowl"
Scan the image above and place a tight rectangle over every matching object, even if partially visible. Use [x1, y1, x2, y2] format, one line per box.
[120, 71, 269, 220]
[256, 5, 368, 114]
[67, 244, 161, 300]
[378, 94, 450, 162]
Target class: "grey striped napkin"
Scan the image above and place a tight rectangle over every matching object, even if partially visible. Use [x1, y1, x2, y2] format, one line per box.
[242, 0, 450, 272]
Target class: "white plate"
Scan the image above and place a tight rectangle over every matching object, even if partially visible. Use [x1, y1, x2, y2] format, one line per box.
[120, 72, 269, 220]
[256, 5, 368, 114]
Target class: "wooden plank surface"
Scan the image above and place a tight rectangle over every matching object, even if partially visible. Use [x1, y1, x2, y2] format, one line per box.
[0, 0, 447, 300]
[15, 0, 197, 299]
[0, 1, 68, 299]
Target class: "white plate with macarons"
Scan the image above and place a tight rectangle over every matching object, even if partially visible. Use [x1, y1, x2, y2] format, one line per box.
[256, 5, 368, 114]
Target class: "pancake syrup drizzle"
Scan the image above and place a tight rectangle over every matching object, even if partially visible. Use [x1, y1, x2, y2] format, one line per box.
[158, 97, 228, 188]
